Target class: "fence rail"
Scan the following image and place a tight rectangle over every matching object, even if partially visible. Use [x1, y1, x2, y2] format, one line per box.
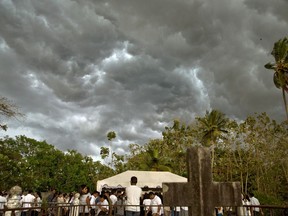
[0, 203, 288, 216]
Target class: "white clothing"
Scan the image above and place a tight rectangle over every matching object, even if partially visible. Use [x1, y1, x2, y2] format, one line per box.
[80, 193, 91, 213]
[125, 185, 142, 212]
[242, 200, 251, 216]
[150, 195, 163, 215]
[0, 195, 7, 210]
[69, 197, 80, 216]
[216, 207, 223, 214]
[110, 194, 117, 205]
[21, 193, 35, 211]
[143, 199, 151, 211]
[97, 199, 109, 215]
[250, 196, 260, 212]
[90, 195, 98, 209]
[34, 197, 42, 212]
[181, 207, 188, 211]
[5, 195, 21, 216]
[175, 207, 181, 212]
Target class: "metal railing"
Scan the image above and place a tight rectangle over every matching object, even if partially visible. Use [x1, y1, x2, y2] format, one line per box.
[0, 203, 288, 216]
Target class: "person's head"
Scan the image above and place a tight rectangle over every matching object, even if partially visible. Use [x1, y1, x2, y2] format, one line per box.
[103, 190, 110, 197]
[35, 191, 42, 199]
[10, 186, 22, 196]
[92, 190, 100, 197]
[111, 189, 117, 195]
[245, 194, 250, 201]
[249, 192, 254, 198]
[148, 192, 155, 199]
[130, 176, 138, 185]
[116, 190, 122, 197]
[143, 193, 150, 200]
[99, 194, 107, 202]
[80, 184, 89, 194]
[74, 193, 80, 199]
[50, 188, 56, 193]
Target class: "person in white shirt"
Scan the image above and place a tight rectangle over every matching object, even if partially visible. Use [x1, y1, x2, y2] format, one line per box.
[31, 191, 42, 216]
[142, 193, 151, 216]
[249, 193, 262, 216]
[125, 176, 142, 216]
[110, 189, 118, 205]
[0, 192, 7, 216]
[97, 194, 109, 216]
[148, 192, 163, 216]
[110, 189, 118, 215]
[79, 185, 91, 215]
[21, 190, 35, 216]
[90, 191, 100, 216]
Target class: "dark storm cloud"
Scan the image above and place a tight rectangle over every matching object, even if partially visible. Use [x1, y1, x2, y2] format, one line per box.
[1, 0, 288, 159]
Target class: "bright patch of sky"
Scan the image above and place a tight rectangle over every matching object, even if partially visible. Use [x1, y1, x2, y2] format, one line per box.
[0, 38, 10, 51]
[103, 41, 134, 65]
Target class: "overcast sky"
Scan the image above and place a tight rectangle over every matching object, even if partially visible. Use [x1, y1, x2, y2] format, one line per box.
[1, 0, 288, 159]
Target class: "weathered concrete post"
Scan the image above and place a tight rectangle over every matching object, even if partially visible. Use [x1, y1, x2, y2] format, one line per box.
[162, 147, 242, 216]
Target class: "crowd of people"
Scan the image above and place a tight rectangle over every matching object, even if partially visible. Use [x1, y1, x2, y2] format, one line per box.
[0, 176, 189, 216]
[0, 177, 263, 216]
[215, 192, 263, 216]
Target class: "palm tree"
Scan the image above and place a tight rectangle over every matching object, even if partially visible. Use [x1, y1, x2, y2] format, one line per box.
[265, 37, 288, 121]
[196, 110, 229, 169]
[144, 147, 172, 171]
[137, 140, 172, 172]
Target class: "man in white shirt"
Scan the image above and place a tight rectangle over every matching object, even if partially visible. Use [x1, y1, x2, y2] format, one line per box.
[0, 191, 7, 216]
[110, 189, 118, 205]
[89, 191, 100, 216]
[148, 192, 163, 216]
[20, 190, 35, 216]
[97, 194, 109, 216]
[249, 192, 262, 216]
[125, 176, 142, 216]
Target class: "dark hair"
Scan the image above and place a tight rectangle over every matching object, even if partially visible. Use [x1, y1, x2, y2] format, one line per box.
[100, 194, 107, 199]
[79, 185, 89, 194]
[92, 190, 100, 195]
[130, 176, 138, 184]
[143, 193, 150, 199]
[36, 191, 42, 199]
[245, 194, 250, 201]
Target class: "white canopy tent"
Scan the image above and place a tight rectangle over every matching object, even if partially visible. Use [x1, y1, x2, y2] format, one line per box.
[96, 170, 187, 191]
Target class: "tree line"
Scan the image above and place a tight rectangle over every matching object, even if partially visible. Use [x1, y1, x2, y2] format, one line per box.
[0, 111, 287, 205]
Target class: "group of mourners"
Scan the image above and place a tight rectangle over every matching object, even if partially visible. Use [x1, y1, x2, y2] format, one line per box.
[43, 177, 170, 216]
[215, 192, 263, 216]
[0, 177, 171, 216]
[0, 188, 42, 216]
[0, 176, 263, 216]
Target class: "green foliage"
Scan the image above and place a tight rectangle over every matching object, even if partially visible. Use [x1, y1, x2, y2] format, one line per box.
[196, 110, 229, 147]
[0, 135, 113, 192]
[254, 192, 284, 206]
[107, 131, 116, 141]
[100, 147, 110, 159]
[265, 37, 288, 120]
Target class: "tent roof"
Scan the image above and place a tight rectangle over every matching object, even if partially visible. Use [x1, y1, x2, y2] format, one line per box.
[96, 170, 187, 191]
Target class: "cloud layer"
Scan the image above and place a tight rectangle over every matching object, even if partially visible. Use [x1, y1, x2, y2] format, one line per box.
[1, 0, 288, 158]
